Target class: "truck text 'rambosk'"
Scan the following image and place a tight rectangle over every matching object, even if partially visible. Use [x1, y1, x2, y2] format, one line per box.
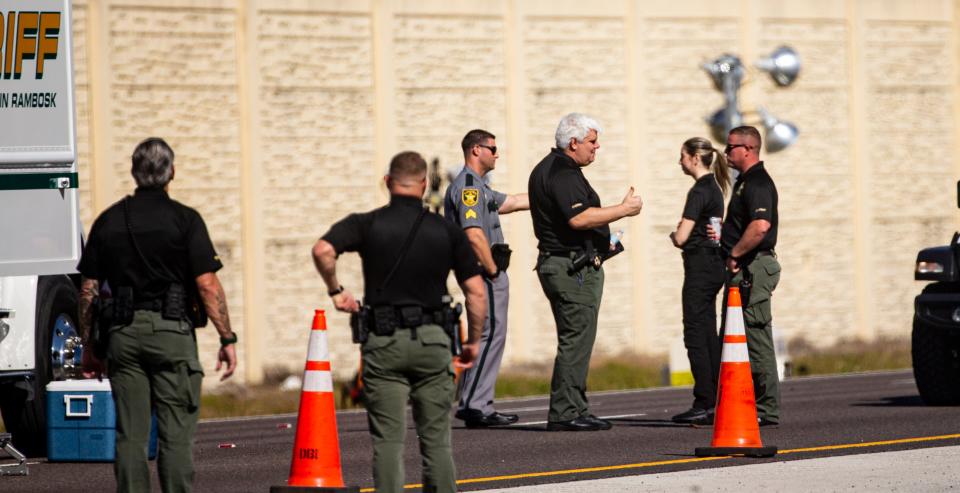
[0, 0, 84, 457]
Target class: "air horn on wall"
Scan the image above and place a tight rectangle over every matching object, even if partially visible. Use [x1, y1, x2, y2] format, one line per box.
[703, 46, 801, 152]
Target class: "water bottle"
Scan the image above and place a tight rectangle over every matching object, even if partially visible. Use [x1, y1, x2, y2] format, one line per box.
[610, 229, 624, 248]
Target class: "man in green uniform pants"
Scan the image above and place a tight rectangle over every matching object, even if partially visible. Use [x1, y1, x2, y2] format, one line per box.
[313, 151, 487, 493]
[717, 125, 782, 426]
[528, 113, 643, 431]
[79, 137, 238, 493]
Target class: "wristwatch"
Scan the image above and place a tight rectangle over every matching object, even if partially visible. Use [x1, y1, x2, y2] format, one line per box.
[219, 332, 238, 347]
[328, 285, 345, 297]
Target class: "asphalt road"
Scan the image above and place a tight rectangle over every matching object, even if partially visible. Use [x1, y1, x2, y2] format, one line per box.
[4, 370, 960, 492]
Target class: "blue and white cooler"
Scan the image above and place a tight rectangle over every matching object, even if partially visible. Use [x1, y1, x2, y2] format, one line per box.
[46, 379, 157, 462]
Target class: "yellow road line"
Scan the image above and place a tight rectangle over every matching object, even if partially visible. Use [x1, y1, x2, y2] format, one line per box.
[778, 433, 960, 454]
[355, 433, 960, 492]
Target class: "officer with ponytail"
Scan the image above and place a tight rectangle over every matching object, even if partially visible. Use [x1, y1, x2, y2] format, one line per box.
[669, 137, 731, 425]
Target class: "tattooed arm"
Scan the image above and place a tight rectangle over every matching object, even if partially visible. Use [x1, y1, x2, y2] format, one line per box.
[78, 277, 98, 344]
[79, 277, 105, 378]
[196, 272, 237, 380]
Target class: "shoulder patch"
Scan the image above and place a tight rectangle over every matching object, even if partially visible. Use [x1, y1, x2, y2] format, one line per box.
[462, 188, 479, 207]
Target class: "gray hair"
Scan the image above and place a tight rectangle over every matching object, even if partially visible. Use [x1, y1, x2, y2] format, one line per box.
[554, 113, 602, 149]
[131, 137, 174, 189]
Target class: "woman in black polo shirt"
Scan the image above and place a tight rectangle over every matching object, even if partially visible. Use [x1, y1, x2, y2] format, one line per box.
[668, 136, 731, 425]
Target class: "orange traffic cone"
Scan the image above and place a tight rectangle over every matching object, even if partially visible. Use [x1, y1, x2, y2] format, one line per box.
[271, 310, 358, 493]
[695, 287, 777, 458]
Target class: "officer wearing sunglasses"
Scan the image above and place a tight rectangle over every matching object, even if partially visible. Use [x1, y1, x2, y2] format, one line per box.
[713, 125, 782, 427]
[444, 129, 529, 428]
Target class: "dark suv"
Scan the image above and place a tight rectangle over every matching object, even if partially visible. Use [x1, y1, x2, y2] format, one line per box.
[913, 181, 960, 405]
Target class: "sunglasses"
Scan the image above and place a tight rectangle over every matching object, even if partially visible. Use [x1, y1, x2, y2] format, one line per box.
[724, 143, 750, 153]
[477, 144, 498, 155]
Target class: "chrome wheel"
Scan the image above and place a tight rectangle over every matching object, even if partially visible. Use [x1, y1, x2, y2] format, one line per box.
[50, 314, 82, 380]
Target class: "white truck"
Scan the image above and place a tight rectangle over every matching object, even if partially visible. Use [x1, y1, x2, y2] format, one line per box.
[0, 0, 84, 457]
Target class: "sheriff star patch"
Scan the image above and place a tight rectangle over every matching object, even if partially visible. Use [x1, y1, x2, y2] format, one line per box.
[462, 188, 479, 207]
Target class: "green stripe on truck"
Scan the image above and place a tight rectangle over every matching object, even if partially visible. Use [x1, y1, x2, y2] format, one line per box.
[0, 172, 78, 190]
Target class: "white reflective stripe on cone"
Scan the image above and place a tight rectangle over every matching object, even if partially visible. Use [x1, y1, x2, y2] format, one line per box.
[721, 342, 750, 363]
[307, 331, 330, 361]
[303, 370, 334, 393]
[724, 308, 746, 336]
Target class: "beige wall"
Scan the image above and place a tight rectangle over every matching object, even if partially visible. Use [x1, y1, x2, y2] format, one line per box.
[71, 0, 960, 387]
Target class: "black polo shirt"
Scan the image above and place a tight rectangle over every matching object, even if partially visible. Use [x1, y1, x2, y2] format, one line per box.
[528, 148, 610, 253]
[77, 188, 223, 302]
[721, 162, 778, 256]
[322, 195, 481, 308]
[682, 173, 725, 250]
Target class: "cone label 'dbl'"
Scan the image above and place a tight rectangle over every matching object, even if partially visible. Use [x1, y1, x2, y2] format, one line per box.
[286, 310, 349, 488]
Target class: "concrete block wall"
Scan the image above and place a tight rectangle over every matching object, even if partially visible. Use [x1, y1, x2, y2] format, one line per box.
[70, 0, 960, 388]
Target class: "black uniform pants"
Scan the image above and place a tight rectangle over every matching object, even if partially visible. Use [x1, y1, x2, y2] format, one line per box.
[681, 250, 725, 410]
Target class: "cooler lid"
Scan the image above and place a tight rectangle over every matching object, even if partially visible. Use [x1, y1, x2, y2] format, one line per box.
[46, 378, 111, 392]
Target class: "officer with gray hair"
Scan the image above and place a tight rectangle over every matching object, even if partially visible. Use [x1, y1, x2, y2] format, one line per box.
[79, 137, 237, 492]
[528, 113, 643, 431]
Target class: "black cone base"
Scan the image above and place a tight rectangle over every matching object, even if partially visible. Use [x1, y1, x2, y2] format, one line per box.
[270, 486, 359, 493]
[695, 446, 777, 458]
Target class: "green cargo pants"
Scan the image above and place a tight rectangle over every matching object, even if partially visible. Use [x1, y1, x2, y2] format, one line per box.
[725, 254, 782, 423]
[107, 310, 204, 493]
[361, 323, 456, 493]
[536, 255, 605, 422]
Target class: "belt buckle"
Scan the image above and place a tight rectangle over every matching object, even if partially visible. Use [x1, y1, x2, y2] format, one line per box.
[591, 255, 602, 270]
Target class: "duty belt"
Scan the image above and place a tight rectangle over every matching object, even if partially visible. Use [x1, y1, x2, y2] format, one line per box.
[133, 299, 163, 312]
[373, 311, 445, 327]
[538, 249, 602, 273]
[539, 250, 582, 259]
[365, 305, 446, 337]
[722, 249, 776, 261]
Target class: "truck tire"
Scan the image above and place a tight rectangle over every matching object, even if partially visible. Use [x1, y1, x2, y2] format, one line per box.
[912, 315, 960, 405]
[0, 275, 78, 457]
